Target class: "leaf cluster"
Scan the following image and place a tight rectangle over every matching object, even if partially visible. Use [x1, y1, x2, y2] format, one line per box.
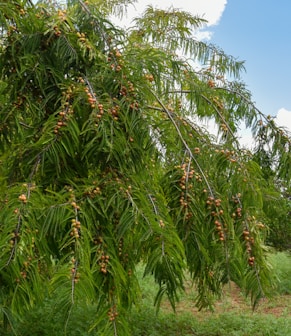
[0, 1, 290, 334]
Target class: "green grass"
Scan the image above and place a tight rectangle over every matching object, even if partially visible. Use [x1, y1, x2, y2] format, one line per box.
[129, 310, 291, 336]
[1, 252, 291, 335]
[268, 251, 291, 294]
[129, 253, 291, 335]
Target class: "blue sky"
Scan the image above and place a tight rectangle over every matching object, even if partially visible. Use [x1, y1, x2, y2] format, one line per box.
[118, 0, 291, 132]
[208, 0, 291, 119]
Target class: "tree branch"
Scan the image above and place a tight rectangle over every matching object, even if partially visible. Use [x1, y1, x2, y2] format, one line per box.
[149, 89, 215, 198]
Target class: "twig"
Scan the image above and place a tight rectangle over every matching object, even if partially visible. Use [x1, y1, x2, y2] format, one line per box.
[148, 194, 165, 256]
[5, 213, 22, 267]
[71, 259, 78, 304]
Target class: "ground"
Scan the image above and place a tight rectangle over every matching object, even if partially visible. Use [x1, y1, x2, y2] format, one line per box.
[161, 281, 291, 318]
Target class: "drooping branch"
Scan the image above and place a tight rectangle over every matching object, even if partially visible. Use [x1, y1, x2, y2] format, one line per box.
[149, 89, 215, 198]
[166, 89, 241, 144]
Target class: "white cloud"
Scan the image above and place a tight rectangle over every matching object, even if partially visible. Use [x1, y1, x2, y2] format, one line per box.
[275, 108, 291, 132]
[118, 0, 227, 39]
[193, 30, 213, 41]
[126, 0, 227, 25]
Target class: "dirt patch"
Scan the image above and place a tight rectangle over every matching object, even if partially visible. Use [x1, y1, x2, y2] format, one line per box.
[161, 282, 291, 318]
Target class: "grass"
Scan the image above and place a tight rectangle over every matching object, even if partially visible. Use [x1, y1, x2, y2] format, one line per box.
[130, 310, 291, 336]
[129, 254, 291, 335]
[1, 252, 291, 335]
[268, 251, 291, 294]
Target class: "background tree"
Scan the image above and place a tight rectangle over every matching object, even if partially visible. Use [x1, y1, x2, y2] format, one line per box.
[253, 124, 291, 250]
[0, 0, 290, 334]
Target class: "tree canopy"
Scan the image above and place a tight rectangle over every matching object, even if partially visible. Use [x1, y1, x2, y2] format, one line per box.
[0, 0, 290, 334]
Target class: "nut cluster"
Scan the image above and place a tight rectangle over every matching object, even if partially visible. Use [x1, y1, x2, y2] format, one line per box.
[211, 96, 224, 110]
[68, 190, 81, 239]
[71, 258, 81, 284]
[178, 163, 196, 220]
[129, 101, 139, 110]
[108, 49, 123, 72]
[108, 305, 118, 322]
[207, 79, 215, 88]
[243, 229, 255, 266]
[16, 257, 34, 283]
[118, 80, 139, 111]
[57, 9, 67, 21]
[206, 196, 226, 242]
[179, 163, 194, 192]
[119, 85, 128, 97]
[54, 111, 69, 134]
[212, 197, 222, 207]
[53, 25, 61, 37]
[230, 194, 243, 220]
[93, 236, 103, 246]
[54, 87, 75, 134]
[51, 11, 68, 36]
[96, 104, 104, 119]
[118, 239, 123, 257]
[18, 193, 27, 204]
[109, 104, 120, 121]
[71, 268, 81, 283]
[248, 256, 255, 266]
[215, 148, 238, 163]
[109, 52, 141, 117]
[85, 185, 101, 198]
[214, 220, 225, 241]
[145, 73, 154, 82]
[76, 32, 86, 43]
[18, 271, 27, 281]
[241, 217, 257, 267]
[257, 222, 265, 229]
[99, 253, 110, 274]
[23, 257, 32, 269]
[71, 200, 80, 211]
[19, 8, 26, 16]
[220, 123, 228, 132]
[70, 218, 81, 239]
[243, 217, 266, 267]
[78, 77, 98, 110]
[117, 239, 130, 272]
[84, 86, 97, 109]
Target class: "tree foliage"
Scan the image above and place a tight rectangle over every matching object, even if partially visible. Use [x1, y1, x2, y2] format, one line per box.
[0, 0, 290, 334]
